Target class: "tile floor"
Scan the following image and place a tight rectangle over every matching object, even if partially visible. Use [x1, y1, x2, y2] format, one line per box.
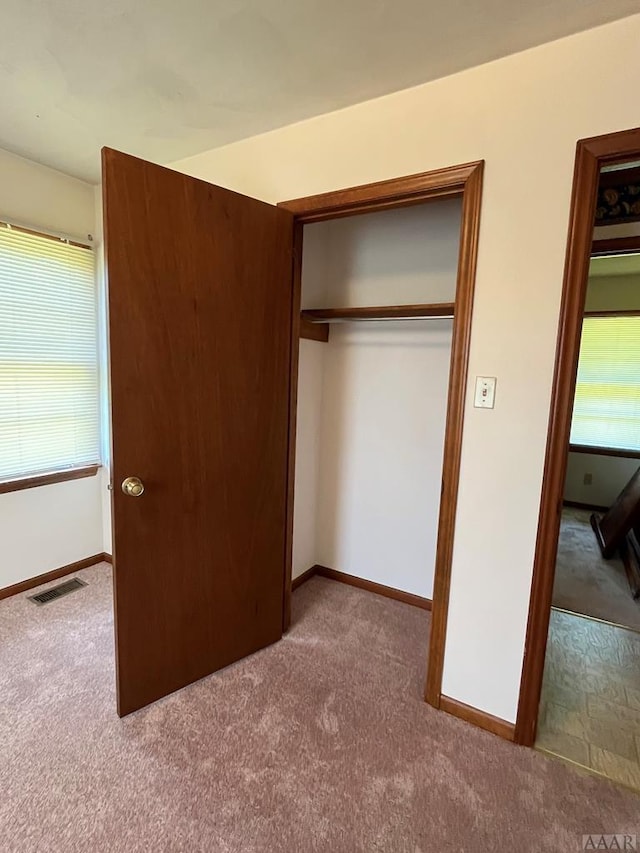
[537, 607, 640, 791]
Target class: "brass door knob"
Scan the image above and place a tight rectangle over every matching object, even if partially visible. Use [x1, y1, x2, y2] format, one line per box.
[121, 476, 145, 497]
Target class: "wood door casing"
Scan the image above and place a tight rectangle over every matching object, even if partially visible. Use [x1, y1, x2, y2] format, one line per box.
[278, 164, 484, 721]
[516, 126, 640, 745]
[103, 149, 294, 715]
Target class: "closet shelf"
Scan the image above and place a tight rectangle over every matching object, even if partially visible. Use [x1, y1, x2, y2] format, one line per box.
[300, 302, 455, 323]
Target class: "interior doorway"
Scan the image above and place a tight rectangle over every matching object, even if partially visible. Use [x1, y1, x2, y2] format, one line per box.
[515, 129, 640, 783]
[537, 244, 640, 787]
[553, 249, 640, 630]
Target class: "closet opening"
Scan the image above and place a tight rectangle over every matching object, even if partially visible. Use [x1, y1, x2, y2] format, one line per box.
[278, 163, 483, 718]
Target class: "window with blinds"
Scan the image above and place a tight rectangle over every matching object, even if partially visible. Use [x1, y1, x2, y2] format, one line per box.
[570, 315, 640, 453]
[0, 224, 100, 481]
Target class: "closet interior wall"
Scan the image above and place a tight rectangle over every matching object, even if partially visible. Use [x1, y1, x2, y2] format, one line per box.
[292, 199, 462, 600]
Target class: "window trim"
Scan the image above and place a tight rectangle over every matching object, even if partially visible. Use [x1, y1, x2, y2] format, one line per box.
[0, 464, 100, 495]
[569, 443, 640, 460]
[583, 308, 640, 318]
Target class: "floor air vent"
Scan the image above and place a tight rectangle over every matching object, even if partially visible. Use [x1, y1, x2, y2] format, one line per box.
[28, 578, 87, 605]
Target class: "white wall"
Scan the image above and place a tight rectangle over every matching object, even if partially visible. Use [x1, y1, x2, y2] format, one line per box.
[0, 148, 94, 240]
[171, 14, 640, 722]
[304, 202, 461, 307]
[293, 202, 459, 598]
[316, 321, 453, 598]
[564, 453, 639, 507]
[564, 270, 640, 507]
[0, 148, 103, 589]
[1, 478, 104, 589]
[593, 222, 640, 240]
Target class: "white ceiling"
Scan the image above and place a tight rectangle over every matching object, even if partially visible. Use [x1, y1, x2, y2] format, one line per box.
[1, 0, 638, 183]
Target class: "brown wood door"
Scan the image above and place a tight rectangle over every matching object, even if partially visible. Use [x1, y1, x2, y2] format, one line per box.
[102, 148, 294, 716]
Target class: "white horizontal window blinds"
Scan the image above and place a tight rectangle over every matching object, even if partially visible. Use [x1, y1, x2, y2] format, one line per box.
[570, 315, 640, 452]
[0, 224, 100, 481]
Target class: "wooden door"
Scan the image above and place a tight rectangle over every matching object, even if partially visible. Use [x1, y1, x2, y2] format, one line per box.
[102, 149, 294, 716]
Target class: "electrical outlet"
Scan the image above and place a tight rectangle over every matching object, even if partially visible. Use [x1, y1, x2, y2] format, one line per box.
[583, 473, 593, 486]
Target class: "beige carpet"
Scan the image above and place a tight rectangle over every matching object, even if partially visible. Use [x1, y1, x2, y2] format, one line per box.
[553, 507, 640, 631]
[0, 563, 638, 852]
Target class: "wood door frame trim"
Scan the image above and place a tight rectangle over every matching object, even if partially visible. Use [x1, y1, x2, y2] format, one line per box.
[514, 126, 640, 746]
[279, 163, 478, 224]
[281, 220, 304, 629]
[278, 160, 484, 715]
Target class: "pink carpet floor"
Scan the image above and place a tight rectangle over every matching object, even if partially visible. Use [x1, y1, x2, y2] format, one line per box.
[1, 562, 638, 852]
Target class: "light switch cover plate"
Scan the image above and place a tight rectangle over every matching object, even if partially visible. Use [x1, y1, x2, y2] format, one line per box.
[474, 376, 496, 409]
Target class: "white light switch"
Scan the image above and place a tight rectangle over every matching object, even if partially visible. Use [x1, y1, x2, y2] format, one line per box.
[474, 376, 496, 409]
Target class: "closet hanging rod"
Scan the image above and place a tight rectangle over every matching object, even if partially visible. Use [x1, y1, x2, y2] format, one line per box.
[300, 302, 455, 323]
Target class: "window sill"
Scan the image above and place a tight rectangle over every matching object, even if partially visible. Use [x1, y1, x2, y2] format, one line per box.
[0, 464, 101, 495]
[569, 444, 640, 460]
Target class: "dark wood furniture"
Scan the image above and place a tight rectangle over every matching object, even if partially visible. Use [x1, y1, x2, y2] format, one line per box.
[591, 466, 640, 558]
